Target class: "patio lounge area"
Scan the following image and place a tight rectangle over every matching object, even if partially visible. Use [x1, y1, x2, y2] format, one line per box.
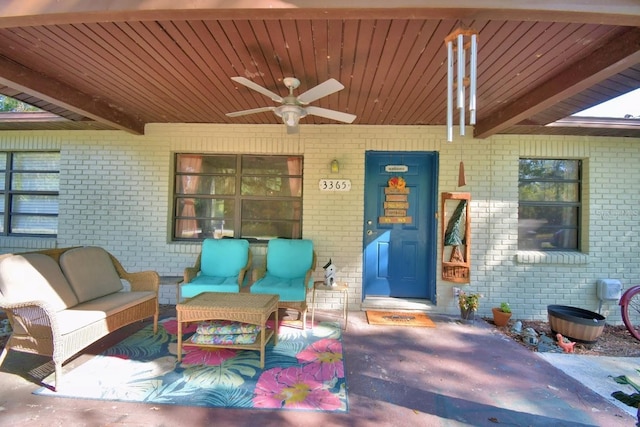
[0, 307, 634, 427]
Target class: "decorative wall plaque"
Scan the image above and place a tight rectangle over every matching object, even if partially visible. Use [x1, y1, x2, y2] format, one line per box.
[378, 176, 412, 224]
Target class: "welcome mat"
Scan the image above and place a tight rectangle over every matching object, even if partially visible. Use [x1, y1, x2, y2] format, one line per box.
[35, 318, 348, 413]
[366, 311, 436, 328]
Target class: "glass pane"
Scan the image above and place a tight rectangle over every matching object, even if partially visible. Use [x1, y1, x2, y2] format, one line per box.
[176, 154, 236, 174]
[519, 182, 579, 202]
[201, 155, 236, 174]
[0, 152, 6, 170]
[518, 205, 578, 250]
[174, 197, 234, 219]
[11, 215, 57, 235]
[242, 156, 302, 175]
[519, 159, 579, 180]
[175, 175, 235, 195]
[0, 174, 4, 189]
[174, 219, 235, 239]
[12, 194, 58, 214]
[13, 152, 60, 171]
[241, 177, 302, 197]
[243, 200, 302, 221]
[241, 220, 300, 240]
[11, 172, 60, 191]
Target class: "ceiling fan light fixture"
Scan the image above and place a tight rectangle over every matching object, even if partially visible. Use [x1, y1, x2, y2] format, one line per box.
[275, 105, 306, 127]
[282, 110, 299, 127]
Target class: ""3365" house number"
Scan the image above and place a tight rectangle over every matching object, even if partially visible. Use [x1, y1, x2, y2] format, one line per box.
[319, 179, 351, 191]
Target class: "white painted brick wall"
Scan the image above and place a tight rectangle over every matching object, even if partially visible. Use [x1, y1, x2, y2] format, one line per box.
[0, 126, 638, 323]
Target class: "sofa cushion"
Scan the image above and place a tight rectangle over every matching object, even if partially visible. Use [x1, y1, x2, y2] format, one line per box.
[0, 253, 79, 311]
[54, 291, 156, 335]
[200, 239, 249, 277]
[59, 247, 123, 303]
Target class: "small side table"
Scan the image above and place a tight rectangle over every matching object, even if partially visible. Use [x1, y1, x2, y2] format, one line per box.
[311, 280, 348, 330]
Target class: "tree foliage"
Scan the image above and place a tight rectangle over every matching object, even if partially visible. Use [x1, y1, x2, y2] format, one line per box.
[0, 95, 40, 112]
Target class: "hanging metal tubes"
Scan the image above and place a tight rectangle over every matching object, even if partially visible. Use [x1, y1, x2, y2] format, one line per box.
[445, 28, 478, 142]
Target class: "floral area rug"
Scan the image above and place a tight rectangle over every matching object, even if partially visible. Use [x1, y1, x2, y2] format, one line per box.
[34, 318, 348, 413]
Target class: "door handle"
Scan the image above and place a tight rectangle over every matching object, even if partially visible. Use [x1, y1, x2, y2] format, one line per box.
[367, 230, 373, 235]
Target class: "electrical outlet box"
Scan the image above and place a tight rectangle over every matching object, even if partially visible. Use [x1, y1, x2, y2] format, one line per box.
[596, 279, 622, 301]
[453, 287, 461, 298]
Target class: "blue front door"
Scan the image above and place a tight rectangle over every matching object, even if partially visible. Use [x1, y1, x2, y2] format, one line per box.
[363, 151, 438, 300]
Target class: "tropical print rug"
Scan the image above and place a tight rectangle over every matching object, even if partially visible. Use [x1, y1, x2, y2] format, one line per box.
[35, 318, 348, 413]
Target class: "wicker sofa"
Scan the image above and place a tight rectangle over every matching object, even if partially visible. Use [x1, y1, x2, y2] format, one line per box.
[0, 246, 159, 391]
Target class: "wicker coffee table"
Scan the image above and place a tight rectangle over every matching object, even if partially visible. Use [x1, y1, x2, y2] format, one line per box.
[176, 292, 279, 368]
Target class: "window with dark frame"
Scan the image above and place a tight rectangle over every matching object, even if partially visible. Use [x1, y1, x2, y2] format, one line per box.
[173, 154, 303, 241]
[0, 151, 60, 236]
[518, 158, 581, 251]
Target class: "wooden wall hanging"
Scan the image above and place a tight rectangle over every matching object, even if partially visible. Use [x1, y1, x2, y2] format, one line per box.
[441, 192, 471, 283]
[379, 176, 412, 224]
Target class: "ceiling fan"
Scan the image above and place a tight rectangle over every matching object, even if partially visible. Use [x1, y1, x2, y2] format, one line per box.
[226, 77, 356, 134]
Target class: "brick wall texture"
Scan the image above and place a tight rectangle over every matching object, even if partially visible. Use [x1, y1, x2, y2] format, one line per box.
[0, 124, 637, 322]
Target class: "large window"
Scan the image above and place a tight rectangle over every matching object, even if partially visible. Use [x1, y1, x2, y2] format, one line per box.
[0, 151, 60, 236]
[518, 159, 581, 251]
[173, 154, 303, 241]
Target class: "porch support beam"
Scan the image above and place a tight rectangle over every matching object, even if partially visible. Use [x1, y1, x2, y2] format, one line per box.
[474, 27, 640, 139]
[0, 1, 639, 27]
[0, 55, 145, 134]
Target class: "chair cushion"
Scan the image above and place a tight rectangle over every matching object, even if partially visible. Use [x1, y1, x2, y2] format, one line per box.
[0, 253, 79, 311]
[266, 239, 313, 279]
[251, 273, 307, 301]
[190, 332, 258, 345]
[201, 239, 249, 277]
[60, 247, 123, 303]
[181, 276, 240, 298]
[196, 320, 261, 335]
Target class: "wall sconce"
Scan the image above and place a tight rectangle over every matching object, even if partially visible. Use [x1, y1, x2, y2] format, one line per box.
[330, 159, 340, 173]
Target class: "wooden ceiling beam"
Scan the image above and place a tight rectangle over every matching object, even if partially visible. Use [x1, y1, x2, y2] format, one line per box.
[0, 55, 145, 134]
[0, 1, 639, 27]
[474, 27, 640, 139]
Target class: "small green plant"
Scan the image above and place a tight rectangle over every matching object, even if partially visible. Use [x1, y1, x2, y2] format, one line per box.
[458, 290, 481, 311]
[500, 302, 511, 313]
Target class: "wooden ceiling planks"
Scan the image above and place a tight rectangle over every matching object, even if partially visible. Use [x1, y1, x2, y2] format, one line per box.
[0, 13, 637, 136]
[402, 20, 457, 125]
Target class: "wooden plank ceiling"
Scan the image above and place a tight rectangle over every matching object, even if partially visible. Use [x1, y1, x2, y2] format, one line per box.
[0, 2, 638, 137]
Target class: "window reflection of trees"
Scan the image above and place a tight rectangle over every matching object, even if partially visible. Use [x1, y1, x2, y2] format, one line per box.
[174, 154, 302, 241]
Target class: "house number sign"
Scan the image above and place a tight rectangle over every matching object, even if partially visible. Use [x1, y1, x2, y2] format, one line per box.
[319, 179, 351, 191]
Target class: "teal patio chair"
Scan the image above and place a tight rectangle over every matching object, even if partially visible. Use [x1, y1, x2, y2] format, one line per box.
[250, 238, 316, 329]
[179, 239, 252, 301]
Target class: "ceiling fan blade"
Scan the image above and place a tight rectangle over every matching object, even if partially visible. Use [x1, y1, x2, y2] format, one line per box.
[231, 77, 283, 103]
[297, 79, 344, 104]
[226, 106, 276, 117]
[305, 106, 356, 123]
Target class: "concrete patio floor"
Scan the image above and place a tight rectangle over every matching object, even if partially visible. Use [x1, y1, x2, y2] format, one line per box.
[0, 308, 636, 426]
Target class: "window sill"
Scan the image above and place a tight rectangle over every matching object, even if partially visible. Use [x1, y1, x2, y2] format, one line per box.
[0, 236, 57, 250]
[516, 251, 588, 265]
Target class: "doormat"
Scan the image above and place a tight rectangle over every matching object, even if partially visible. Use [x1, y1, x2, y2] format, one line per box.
[366, 311, 436, 327]
[35, 318, 348, 413]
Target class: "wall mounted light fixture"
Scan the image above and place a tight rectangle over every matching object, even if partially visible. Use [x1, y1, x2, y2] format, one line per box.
[331, 159, 340, 173]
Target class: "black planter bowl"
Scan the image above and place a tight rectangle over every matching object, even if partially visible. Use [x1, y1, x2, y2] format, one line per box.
[547, 305, 606, 343]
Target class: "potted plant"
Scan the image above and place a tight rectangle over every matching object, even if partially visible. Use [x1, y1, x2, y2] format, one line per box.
[458, 290, 481, 322]
[492, 302, 512, 327]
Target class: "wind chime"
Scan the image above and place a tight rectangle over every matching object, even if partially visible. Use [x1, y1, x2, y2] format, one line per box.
[444, 27, 478, 186]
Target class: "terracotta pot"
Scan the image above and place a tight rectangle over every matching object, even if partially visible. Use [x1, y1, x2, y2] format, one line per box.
[492, 307, 512, 327]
